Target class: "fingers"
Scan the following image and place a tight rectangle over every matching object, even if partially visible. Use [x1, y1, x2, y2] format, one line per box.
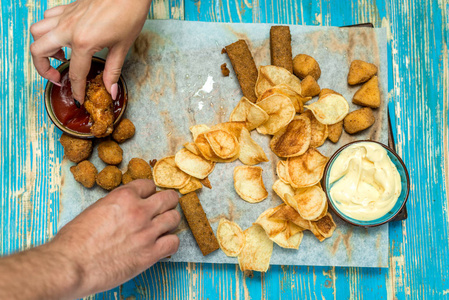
[44, 5, 68, 18]
[152, 209, 181, 236]
[30, 17, 59, 41]
[69, 50, 93, 103]
[145, 190, 179, 218]
[51, 49, 67, 61]
[124, 179, 156, 199]
[103, 46, 128, 99]
[30, 33, 62, 83]
[154, 234, 180, 258]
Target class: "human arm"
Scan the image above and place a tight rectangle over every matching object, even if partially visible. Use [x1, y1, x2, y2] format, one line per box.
[0, 180, 180, 300]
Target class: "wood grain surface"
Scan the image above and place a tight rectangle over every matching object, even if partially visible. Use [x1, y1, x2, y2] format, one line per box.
[1, 0, 448, 299]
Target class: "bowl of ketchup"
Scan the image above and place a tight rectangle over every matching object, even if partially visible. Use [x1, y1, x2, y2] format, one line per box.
[45, 56, 128, 138]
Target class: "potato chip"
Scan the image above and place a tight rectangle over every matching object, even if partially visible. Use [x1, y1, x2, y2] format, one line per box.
[255, 71, 273, 98]
[195, 133, 220, 161]
[200, 177, 212, 189]
[269, 203, 310, 230]
[270, 115, 311, 157]
[175, 148, 215, 179]
[311, 213, 336, 238]
[272, 179, 296, 205]
[179, 177, 203, 194]
[238, 128, 269, 165]
[286, 221, 304, 237]
[217, 219, 245, 257]
[308, 220, 326, 242]
[305, 94, 349, 125]
[234, 166, 268, 203]
[230, 98, 269, 131]
[257, 84, 305, 113]
[256, 94, 296, 135]
[153, 156, 191, 188]
[254, 206, 287, 237]
[287, 148, 328, 188]
[290, 185, 327, 220]
[301, 110, 328, 147]
[270, 225, 303, 249]
[184, 142, 202, 156]
[205, 129, 239, 159]
[238, 224, 273, 272]
[276, 161, 289, 183]
[210, 122, 246, 140]
[260, 65, 302, 95]
[190, 124, 210, 140]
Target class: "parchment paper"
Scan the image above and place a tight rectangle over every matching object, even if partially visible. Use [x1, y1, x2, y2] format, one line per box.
[59, 20, 389, 268]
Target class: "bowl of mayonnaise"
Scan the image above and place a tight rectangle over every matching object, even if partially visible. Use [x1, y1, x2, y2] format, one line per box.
[322, 140, 409, 227]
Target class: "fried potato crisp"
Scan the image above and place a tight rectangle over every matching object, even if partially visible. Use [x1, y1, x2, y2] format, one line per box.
[343, 107, 375, 134]
[239, 127, 269, 165]
[179, 177, 203, 194]
[269, 204, 310, 230]
[190, 124, 210, 140]
[328, 121, 343, 143]
[291, 185, 327, 220]
[175, 148, 215, 179]
[352, 76, 381, 108]
[293, 54, 321, 80]
[217, 219, 245, 257]
[200, 177, 212, 189]
[255, 70, 273, 98]
[238, 225, 273, 272]
[347, 60, 378, 85]
[260, 65, 302, 95]
[270, 223, 303, 249]
[270, 115, 311, 157]
[255, 206, 288, 237]
[300, 75, 321, 97]
[153, 156, 190, 188]
[210, 122, 246, 140]
[272, 179, 296, 205]
[311, 213, 336, 238]
[184, 142, 202, 156]
[276, 161, 290, 183]
[195, 133, 239, 163]
[230, 97, 269, 131]
[257, 84, 306, 113]
[234, 166, 268, 203]
[305, 94, 349, 125]
[287, 148, 328, 188]
[205, 129, 240, 159]
[256, 94, 296, 135]
[301, 110, 328, 147]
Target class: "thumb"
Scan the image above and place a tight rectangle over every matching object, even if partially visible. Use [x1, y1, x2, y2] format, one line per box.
[103, 46, 128, 100]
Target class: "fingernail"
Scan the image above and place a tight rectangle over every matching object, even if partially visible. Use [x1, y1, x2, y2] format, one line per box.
[111, 83, 118, 100]
[74, 99, 81, 108]
[50, 80, 61, 87]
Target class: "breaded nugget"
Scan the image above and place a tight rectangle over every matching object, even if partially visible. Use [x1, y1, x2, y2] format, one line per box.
[300, 75, 321, 97]
[96, 165, 122, 191]
[127, 158, 152, 180]
[98, 141, 123, 165]
[84, 72, 114, 138]
[343, 107, 375, 134]
[70, 160, 98, 188]
[327, 121, 343, 143]
[112, 119, 135, 143]
[270, 26, 293, 73]
[225, 40, 258, 102]
[60, 133, 93, 163]
[293, 54, 321, 80]
[122, 171, 133, 185]
[352, 76, 381, 108]
[179, 192, 219, 256]
[347, 60, 378, 85]
[319, 88, 341, 98]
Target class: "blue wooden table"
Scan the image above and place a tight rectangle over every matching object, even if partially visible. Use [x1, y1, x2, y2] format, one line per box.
[2, 0, 448, 299]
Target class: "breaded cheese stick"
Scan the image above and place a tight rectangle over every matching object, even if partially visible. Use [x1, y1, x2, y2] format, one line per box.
[270, 26, 293, 73]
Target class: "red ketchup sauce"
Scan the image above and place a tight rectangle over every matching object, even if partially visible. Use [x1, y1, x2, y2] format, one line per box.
[51, 60, 126, 133]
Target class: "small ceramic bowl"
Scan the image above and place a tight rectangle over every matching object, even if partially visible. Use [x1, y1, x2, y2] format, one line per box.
[322, 140, 410, 227]
[44, 57, 128, 139]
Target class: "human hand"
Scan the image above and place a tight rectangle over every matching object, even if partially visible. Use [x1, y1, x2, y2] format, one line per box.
[50, 180, 180, 297]
[30, 0, 152, 103]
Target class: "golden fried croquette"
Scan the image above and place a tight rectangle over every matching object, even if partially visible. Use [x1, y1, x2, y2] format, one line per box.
[70, 160, 98, 188]
[60, 133, 93, 163]
[98, 140, 123, 165]
[352, 76, 381, 108]
[347, 60, 378, 85]
[112, 119, 136, 143]
[127, 158, 152, 180]
[293, 54, 321, 80]
[343, 107, 375, 134]
[300, 75, 321, 97]
[96, 165, 122, 191]
[319, 88, 341, 98]
[84, 72, 114, 138]
[122, 171, 133, 185]
[327, 121, 343, 143]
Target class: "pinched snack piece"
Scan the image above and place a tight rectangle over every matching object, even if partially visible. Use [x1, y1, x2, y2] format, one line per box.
[96, 165, 122, 191]
[301, 110, 328, 147]
[238, 224, 273, 272]
[257, 84, 307, 113]
[126, 158, 152, 180]
[352, 76, 381, 108]
[70, 160, 98, 188]
[98, 140, 123, 165]
[234, 166, 268, 203]
[84, 72, 114, 138]
[287, 148, 328, 188]
[327, 121, 343, 143]
[272, 179, 296, 205]
[179, 177, 203, 195]
[112, 119, 135, 143]
[347, 60, 378, 85]
[205, 129, 240, 159]
[276, 162, 290, 184]
[255, 206, 288, 237]
[153, 156, 190, 188]
[217, 219, 245, 257]
[270, 26, 293, 73]
[230, 97, 269, 131]
[343, 107, 375, 134]
[60, 134, 93, 163]
[175, 148, 215, 179]
[270, 115, 311, 157]
[238, 127, 269, 165]
[269, 203, 310, 230]
[256, 94, 296, 135]
[305, 93, 349, 125]
[293, 54, 321, 80]
[287, 185, 327, 220]
[300, 75, 321, 97]
[270, 222, 303, 249]
[259, 65, 302, 95]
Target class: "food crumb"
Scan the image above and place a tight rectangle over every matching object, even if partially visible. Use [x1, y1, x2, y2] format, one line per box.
[221, 63, 230, 77]
[221, 48, 227, 54]
[149, 159, 158, 167]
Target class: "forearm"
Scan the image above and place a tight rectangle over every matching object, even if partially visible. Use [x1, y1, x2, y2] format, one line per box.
[0, 242, 82, 300]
